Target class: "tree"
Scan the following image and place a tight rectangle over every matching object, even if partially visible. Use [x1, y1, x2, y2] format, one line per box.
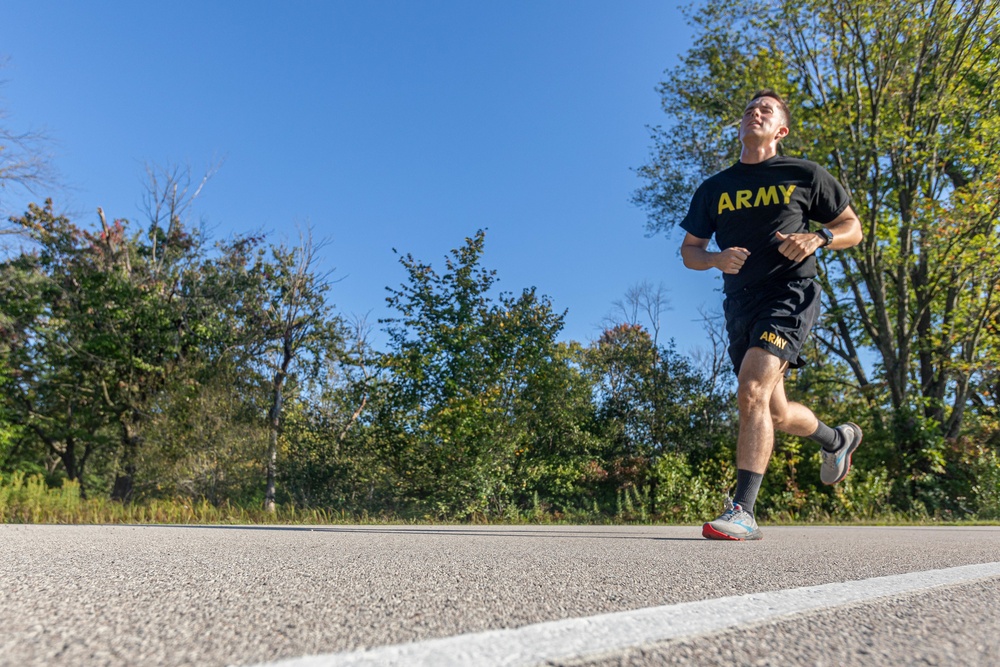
[634, 0, 1000, 509]
[2, 199, 212, 499]
[0, 81, 55, 222]
[509, 340, 603, 514]
[239, 231, 343, 513]
[0, 168, 249, 500]
[605, 280, 671, 348]
[378, 230, 569, 518]
[587, 322, 734, 512]
[93, 164, 225, 502]
[0, 203, 120, 496]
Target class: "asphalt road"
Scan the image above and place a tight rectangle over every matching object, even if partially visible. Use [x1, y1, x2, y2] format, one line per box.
[1, 524, 998, 666]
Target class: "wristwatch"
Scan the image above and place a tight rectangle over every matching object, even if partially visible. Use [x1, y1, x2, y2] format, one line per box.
[816, 228, 834, 247]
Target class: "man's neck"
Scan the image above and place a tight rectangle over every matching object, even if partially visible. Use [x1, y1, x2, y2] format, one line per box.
[740, 143, 779, 164]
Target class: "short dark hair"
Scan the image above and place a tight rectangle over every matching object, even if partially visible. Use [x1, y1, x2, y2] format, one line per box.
[749, 89, 791, 127]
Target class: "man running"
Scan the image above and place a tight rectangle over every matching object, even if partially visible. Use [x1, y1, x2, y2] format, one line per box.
[679, 89, 864, 540]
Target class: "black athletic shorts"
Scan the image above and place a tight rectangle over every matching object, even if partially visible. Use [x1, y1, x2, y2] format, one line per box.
[722, 277, 821, 375]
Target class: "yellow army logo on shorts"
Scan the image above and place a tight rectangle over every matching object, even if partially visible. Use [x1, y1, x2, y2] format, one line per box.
[760, 331, 788, 349]
[717, 184, 797, 215]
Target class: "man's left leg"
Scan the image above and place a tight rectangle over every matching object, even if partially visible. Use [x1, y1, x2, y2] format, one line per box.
[731, 348, 787, 519]
[769, 370, 863, 485]
[703, 348, 785, 541]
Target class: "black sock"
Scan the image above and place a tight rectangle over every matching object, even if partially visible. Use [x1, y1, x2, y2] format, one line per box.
[733, 469, 764, 516]
[808, 421, 843, 452]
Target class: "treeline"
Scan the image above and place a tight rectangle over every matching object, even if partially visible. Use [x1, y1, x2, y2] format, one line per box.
[1, 193, 997, 522]
[0, 194, 733, 521]
[3, 0, 1000, 522]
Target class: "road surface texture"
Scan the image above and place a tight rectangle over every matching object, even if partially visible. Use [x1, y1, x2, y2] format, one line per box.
[1, 524, 998, 666]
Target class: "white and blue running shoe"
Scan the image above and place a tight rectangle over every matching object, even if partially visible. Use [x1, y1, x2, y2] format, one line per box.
[702, 498, 762, 541]
[820, 422, 863, 485]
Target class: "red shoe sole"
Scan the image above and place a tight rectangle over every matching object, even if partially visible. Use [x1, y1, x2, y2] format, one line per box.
[702, 523, 756, 541]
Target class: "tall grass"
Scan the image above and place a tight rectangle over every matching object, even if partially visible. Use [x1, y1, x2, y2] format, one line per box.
[0, 472, 367, 525]
[3, 471, 997, 526]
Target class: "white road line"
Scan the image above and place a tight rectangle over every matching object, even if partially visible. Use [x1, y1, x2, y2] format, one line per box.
[246, 561, 1000, 667]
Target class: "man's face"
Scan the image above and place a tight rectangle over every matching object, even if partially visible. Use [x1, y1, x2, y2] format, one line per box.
[739, 96, 788, 143]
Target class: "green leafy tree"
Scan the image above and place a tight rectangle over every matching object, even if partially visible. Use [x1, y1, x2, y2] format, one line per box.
[0, 365, 17, 458]
[635, 0, 1000, 511]
[0, 185, 248, 500]
[237, 232, 344, 512]
[378, 230, 569, 518]
[0, 202, 117, 496]
[587, 323, 735, 514]
[97, 210, 208, 502]
[278, 315, 384, 512]
[509, 340, 603, 515]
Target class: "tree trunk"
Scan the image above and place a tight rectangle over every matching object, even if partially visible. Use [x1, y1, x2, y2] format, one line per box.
[264, 329, 297, 512]
[111, 417, 141, 503]
[264, 374, 283, 513]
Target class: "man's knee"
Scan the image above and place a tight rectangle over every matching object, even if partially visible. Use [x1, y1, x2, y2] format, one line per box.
[737, 378, 772, 413]
[737, 348, 786, 413]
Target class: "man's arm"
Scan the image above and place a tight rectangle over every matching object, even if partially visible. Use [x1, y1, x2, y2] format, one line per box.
[774, 205, 863, 262]
[681, 233, 751, 275]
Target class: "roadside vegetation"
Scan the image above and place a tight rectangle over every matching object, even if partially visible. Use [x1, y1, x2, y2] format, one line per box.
[2, 0, 999, 525]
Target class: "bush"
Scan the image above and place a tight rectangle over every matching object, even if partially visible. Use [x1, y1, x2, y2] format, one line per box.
[830, 467, 894, 520]
[653, 452, 722, 523]
[972, 450, 1000, 520]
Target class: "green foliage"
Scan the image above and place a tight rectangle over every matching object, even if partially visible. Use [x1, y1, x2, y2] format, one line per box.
[0, 201, 123, 496]
[634, 0, 1000, 508]
[586, 322, 737, 514]
[0, 364, 22, 462]
[509, 341, 604, 513]
[831, 468, 895, 522]
[9, 211, 992, 524]
[236, 234, 346, 512]
[0, 471, 83, 522]
[138, 364, 268, 504]
[376, 230, 579, 518]
[652, 452, 721, 523]
[971, 450, 1000, 520]
[0, 199, 305, 503]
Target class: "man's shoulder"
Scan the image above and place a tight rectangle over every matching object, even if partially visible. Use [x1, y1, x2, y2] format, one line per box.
[771, 155, 834, 176]
[775, 155, 823, 169]
[772, 155, 815, 165]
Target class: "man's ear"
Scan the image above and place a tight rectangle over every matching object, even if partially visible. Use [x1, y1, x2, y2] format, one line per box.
[776, 126, 789, 141]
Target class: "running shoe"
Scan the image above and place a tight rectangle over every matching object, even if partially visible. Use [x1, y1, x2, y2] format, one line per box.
[702, 498, 762, 541]
[820, 422, 863, 485]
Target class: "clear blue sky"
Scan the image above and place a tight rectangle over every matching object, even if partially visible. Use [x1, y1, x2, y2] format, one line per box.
[0, 0, 723, 353]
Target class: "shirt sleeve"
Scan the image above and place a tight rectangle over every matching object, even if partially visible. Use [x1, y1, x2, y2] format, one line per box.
[809, 165, 851, 224]
[680, 182, 715, 239]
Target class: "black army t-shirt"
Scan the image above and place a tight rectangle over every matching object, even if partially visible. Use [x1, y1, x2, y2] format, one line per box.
[680, 156, 851, 293]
